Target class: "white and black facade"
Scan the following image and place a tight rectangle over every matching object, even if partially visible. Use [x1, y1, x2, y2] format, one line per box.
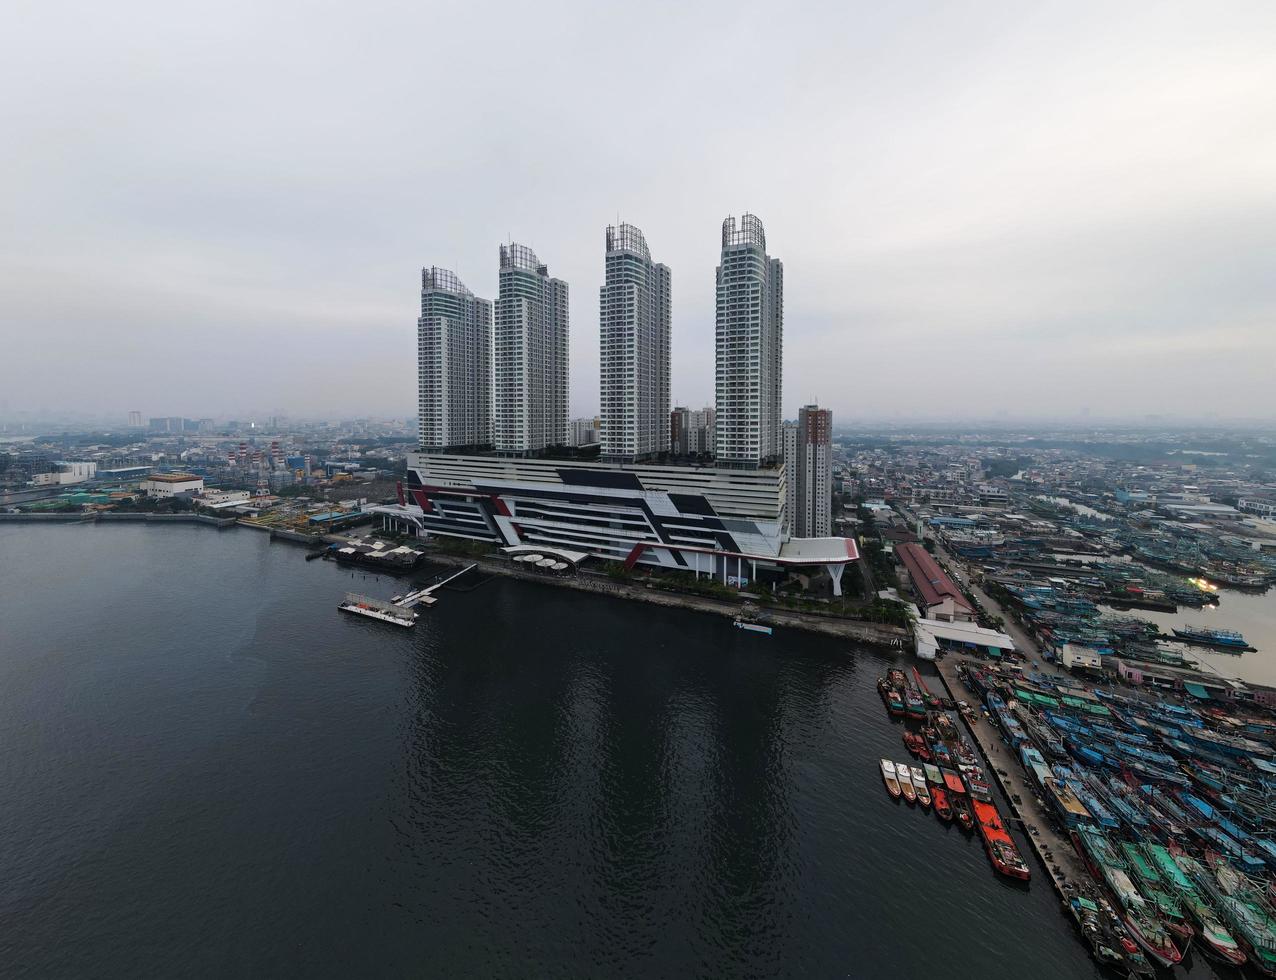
[368, 453, 858, 592]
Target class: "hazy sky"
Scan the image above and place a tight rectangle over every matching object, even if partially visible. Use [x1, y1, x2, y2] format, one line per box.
[3, 1, 1274, 423]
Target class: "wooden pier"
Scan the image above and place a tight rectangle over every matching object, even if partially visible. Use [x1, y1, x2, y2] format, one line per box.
[933, 656, 1091, 905]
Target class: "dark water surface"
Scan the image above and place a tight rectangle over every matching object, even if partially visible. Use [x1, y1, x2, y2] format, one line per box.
[0, 523, 1209, 978]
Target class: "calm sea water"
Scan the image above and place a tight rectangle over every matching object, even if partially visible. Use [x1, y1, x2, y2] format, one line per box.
[0, 523, 1228, 977]
[1102, 588, 1276, 686]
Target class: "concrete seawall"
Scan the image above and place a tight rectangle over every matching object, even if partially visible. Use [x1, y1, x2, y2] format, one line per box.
[390, 547, 911, 647]
[0, 512, 235, 528]
[0, 512, 92, 522]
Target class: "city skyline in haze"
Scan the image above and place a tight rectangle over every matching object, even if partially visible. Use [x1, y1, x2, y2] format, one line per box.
[2, 1, 1275, 424]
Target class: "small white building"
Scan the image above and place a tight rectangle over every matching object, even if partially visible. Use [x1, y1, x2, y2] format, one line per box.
[1059, 644, 1104, 672]
[196, 489, 250, 507]
[913, 618, 1016, 661]
[143, 473, 204, 497]
[32, 461, 97, 486]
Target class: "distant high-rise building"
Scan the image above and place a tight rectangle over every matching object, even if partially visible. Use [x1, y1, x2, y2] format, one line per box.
[417, 266, 493, 451]
[599, 223, 671, 461]
[782, 421, 797, 533]
[670, 406, 715, 456]
[567, 416, 600, 447]
[494, 243, 569, 455]
[127, 411, 142, 428]
[782, 404, 832, 537]
[714, 214, 783, 468]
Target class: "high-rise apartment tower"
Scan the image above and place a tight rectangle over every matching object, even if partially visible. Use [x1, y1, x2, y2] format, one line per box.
[599, 223, 671, 461]
[493, 243, 569, 455]
[782, 404, 832, 537]
[417, 267, 492, 451]
[714, 214, 783, 468]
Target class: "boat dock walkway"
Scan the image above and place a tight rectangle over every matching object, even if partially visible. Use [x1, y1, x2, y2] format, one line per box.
[933, 656, 1090, 905]
[393, 564, 477, 608]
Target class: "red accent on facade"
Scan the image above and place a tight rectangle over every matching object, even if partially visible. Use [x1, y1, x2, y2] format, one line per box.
[410, 489, 433, 513]
[802, 407, 832, 445]
[623, 543, 647, 569]
[489, 495, 511, 517]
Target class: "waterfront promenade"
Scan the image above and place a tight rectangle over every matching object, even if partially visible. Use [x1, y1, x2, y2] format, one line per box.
[342, 541, 911, 648]
[443, 551, 908, 646]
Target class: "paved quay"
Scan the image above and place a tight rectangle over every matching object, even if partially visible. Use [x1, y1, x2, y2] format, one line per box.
[325, 540, 911, 647]
[933, 655, 1090, 907]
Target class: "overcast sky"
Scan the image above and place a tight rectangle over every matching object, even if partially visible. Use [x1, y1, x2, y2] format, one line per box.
[2, 0, 1274, 424]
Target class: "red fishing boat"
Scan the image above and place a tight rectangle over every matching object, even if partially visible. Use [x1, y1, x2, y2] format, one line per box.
[973, 800, 1030, 880]
[932, 786, 952, 821]
[902, 731, 931, 761]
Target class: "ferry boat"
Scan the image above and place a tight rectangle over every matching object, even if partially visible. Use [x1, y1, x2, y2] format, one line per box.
[897, 762, 917, 803]
[1172, 626, 1251, 650]
[881, 759, 902, 799]
[911, 766, 931, 808]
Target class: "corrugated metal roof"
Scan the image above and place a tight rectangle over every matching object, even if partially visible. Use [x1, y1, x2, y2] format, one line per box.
[896, 542, 972, 611]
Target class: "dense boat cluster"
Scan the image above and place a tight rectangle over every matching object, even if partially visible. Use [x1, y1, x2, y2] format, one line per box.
[878, 668, 1032, 882]
[992, 577, 1255, 672]
[959, 659, 1276, 974]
